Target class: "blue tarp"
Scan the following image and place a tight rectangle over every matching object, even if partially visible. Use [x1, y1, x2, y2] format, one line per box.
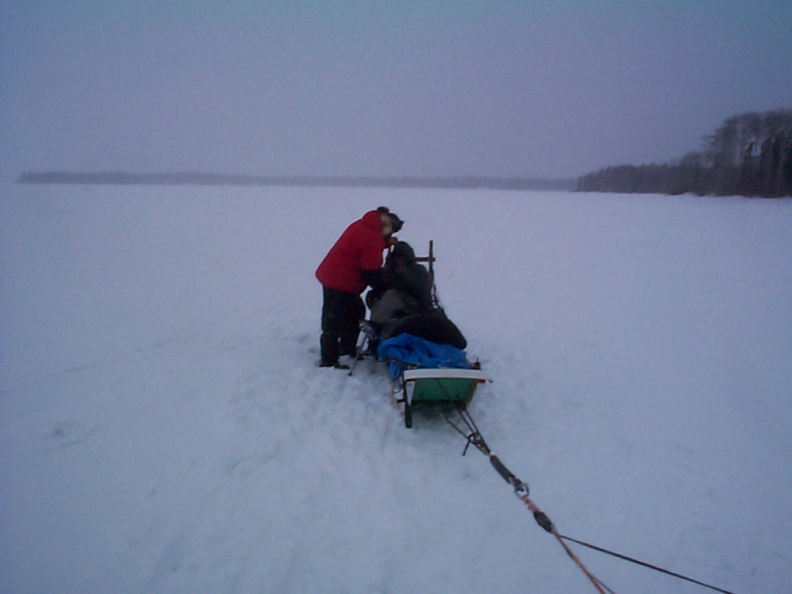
[377, 333, 469, 380]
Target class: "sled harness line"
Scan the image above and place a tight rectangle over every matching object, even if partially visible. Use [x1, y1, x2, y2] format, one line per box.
[556, 535, 736, 594]
[442, 405, 736, 594]
[442, 406, 611, 593]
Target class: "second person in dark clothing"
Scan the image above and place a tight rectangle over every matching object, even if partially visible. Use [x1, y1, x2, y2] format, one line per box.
[366, 240, 467, 351]
[367, 241, 433, 326]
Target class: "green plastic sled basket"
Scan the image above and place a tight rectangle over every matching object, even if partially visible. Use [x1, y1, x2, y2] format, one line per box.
[401, 366, 486, 414]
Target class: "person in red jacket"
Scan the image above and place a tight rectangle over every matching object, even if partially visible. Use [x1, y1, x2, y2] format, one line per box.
[316, 207, 402, 368]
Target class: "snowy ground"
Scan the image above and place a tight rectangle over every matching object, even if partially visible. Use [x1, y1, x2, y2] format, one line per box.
[1, 184, 791, 593]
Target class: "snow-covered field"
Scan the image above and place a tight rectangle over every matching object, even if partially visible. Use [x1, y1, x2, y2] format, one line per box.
[1, 184, 790, 593]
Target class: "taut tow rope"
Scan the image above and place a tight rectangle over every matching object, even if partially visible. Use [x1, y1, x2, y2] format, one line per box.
[442, 406, 736, 594]
[445, 407, 612, 593]
[556, 534, 736, 594]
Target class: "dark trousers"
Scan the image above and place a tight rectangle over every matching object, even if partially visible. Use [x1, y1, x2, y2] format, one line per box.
[320, 286, 365, 365]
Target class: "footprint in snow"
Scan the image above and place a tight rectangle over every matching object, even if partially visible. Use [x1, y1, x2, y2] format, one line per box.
[44, 421, 100, 450]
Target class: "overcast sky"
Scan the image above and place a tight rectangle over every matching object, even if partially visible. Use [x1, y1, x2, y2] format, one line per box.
[1, 1, 790, 182]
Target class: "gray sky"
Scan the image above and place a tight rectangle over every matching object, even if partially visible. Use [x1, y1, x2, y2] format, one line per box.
[2, 1, 790, 182]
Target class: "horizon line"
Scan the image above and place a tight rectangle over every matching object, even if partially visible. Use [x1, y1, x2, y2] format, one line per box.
[16, 171, 577, 191]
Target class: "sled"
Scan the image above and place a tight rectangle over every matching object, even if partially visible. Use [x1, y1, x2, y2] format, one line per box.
[349, 240, 487, 428]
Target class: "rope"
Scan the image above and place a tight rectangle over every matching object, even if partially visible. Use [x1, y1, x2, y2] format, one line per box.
[441, 408, 612, 593]
[557, 535, 736, 594]
[514, 487, 613, 594]
[441, 407, 736, 594]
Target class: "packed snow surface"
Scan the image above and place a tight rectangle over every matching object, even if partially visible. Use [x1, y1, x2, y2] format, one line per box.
[2, 185, 791, 593]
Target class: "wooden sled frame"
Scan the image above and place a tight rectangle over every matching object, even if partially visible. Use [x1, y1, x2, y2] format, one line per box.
[414, 239, 436, 277]
[414, 240, 437, 307]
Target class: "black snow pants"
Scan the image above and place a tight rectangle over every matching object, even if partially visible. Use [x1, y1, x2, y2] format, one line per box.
[320, 286, 365, 366]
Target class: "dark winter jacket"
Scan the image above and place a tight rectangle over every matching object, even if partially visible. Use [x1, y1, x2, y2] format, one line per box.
[382, 242, 433, 312]
[316, 210, 387, 294]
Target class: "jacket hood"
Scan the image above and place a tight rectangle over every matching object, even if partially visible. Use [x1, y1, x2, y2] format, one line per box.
[389, 241, 416, 266]
[361, 210, 384, 231]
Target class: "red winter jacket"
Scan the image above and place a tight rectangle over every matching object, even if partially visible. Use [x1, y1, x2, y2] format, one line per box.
[316, 210, 387, 294]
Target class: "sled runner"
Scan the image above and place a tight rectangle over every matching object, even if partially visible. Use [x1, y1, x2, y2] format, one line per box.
[351, 241, 487, 427]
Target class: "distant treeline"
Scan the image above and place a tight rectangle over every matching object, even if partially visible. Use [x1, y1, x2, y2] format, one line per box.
[577, 109, 792, 197]
[17, 172, 575, 192]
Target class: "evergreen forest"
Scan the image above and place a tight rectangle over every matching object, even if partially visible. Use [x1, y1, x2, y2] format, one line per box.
[577, 109, 792, 197]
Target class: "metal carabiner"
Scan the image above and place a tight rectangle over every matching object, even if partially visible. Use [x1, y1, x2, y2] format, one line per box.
[511, 479, 530, 498]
